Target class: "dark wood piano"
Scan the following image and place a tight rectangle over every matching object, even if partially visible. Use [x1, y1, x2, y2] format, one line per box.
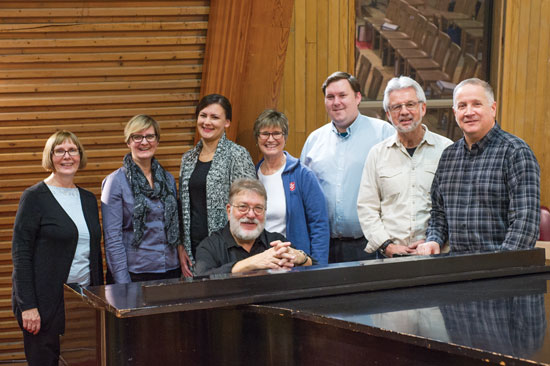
[61, 248, 550, 365]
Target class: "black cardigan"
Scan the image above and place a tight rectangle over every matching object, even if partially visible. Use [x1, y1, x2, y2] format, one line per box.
[11, 182, 104, 333]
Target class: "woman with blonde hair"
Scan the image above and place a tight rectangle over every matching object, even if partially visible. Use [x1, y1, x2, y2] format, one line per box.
[102, 115, 181, 283]
[12, 130, 103, 365]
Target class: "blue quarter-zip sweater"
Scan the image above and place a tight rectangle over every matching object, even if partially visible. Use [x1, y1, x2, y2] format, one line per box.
[256, 152, 329, 264]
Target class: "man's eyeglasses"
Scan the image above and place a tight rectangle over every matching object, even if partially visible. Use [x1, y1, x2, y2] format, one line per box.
[130, 134, 157, 143]
[52, 149, 80, 157]
[389, 101, 422, 113]
[258, 131, 284, 140]
[232, 204, 266, 215]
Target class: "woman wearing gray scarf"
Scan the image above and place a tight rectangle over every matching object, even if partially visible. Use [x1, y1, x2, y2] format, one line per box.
[101, 115, 181, 284]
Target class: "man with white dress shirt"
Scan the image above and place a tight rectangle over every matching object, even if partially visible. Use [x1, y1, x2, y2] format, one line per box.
[300, 71, 395, 263]
[357, 76, 452, 258]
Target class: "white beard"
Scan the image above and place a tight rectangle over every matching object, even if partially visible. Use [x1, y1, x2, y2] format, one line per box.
[392, 117, 421, 134]
[229, 210, 265, 242]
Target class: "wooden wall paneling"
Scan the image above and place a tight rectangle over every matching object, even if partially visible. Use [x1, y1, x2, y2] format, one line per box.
[347, 1, 356, 74]
[0, 0, 209, 362]
[316, 0, 329, 139]
[233, 0, 294, 162]
[281, 11, 298, 154]
[294, 0, 307, 150]
[500, 0, 550, 207]
[305, 0, 318, 148]
[538, 0, 550, 208]
[523, 2, 542, 143]
[277, 0, 356, 157]
[503, 0, 520, 134]
[200, 0, 294, 163]
[511, 3, 530, 138]
[328, 0, 340, 73]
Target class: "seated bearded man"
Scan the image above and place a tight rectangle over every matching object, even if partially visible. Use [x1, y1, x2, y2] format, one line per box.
[194, 178, 314, 276]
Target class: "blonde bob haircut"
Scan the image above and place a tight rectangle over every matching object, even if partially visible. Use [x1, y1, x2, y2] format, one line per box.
[124, 114, 161, 144]
[42, 130, 87, 171]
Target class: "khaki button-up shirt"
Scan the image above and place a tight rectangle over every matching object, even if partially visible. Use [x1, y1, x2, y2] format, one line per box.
[357, 125, 452, 252]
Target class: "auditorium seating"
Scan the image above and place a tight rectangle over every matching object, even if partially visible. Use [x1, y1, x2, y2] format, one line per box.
[406, 31, 451, 77]
[356, 55, 373, 97]
[394, 21, 439, 76]
[416, 42, 462, 88]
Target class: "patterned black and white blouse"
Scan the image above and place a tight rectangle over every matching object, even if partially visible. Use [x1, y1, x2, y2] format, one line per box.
[179, 133, 256, 261]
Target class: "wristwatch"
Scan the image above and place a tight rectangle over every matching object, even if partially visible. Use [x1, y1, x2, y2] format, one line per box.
[378, 239, 393, 256]
[296, 250, 309, 265]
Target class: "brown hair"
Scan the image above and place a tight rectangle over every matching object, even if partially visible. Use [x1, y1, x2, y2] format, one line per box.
[321, 71, 361, 95]
[228, 178, 266, 204]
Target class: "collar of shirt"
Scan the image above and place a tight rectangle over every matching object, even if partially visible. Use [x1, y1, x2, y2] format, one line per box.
[386, 124, 435, 149]
[221, 223, 270, 252]
[462, 121, 499, 156]
[330, 114, 361, 139]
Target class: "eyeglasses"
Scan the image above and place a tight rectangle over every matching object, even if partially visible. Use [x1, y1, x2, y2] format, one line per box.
[52, 148, 80, 157]
[232, 204, 266, 215]
[130, 134, 157, 143]
[258, 131, 284, 140]
[389, 101, 422, 113]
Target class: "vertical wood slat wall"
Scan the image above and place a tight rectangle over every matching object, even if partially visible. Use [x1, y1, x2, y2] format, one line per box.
[0, 1, 209, 362]
[277, 0, 355, 158]
[500, 0, 550, 207]
[201, 0, 294, 163]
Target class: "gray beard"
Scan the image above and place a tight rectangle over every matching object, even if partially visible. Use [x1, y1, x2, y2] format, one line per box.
[392, 118, 421, 133]
[230, 213, 265, 242]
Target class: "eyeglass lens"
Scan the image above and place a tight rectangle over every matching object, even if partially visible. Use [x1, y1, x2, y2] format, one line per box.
[53, 149, 79, 157]
[390, 101, 420, 113]
[131, 134, 157, 143]
[259, 132, 283, 140]
[235, 204, 265, 215]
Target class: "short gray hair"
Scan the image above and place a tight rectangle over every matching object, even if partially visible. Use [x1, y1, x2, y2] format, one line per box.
[453, 78, 495, 108]
[253, 109, 289, 140]
[383, 76, 426, 112]
[228, 178, 266, 204]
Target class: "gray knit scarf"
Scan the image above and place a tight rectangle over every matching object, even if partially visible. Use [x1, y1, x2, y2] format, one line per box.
[123, 153, 179, 247]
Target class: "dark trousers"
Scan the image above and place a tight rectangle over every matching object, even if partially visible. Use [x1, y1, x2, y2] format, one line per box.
[23, 326, 60, 366]
[329, 237, 378, 263]
[129, 267, 181, 282]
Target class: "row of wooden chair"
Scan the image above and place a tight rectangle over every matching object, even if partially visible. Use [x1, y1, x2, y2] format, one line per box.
[355, 54, 384, 101]
[364, 0, 483, 67]
[419, 0, 484, 59]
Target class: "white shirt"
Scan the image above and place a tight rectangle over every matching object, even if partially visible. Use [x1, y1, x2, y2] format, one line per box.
[357, 125, 452, 252]
[47, 185, 91, 285]
[258, 163, 287, 236]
